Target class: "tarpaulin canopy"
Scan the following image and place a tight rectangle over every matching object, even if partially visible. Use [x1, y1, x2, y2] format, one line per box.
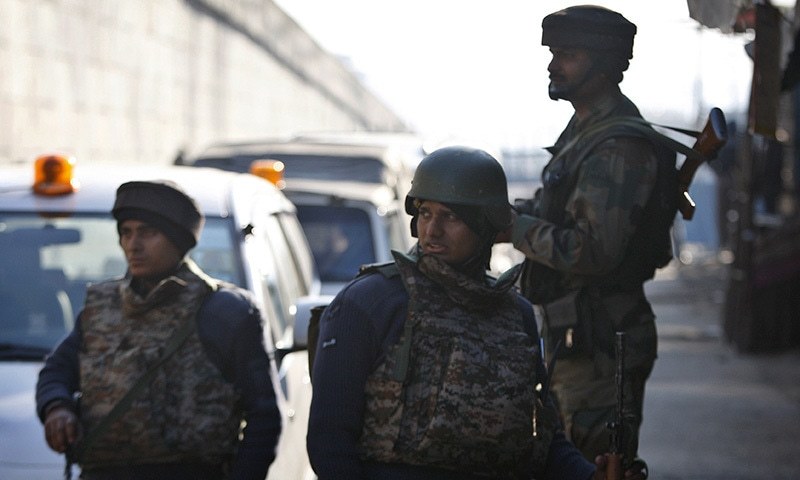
[686, 0, 752, 32]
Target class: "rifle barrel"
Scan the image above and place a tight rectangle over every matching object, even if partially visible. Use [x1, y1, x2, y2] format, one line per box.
[614, 332, 625, 453]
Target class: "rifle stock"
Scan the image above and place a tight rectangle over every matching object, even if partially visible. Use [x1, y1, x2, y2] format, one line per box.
[605, 453, 623, 480]
[678, 107, 729, 220]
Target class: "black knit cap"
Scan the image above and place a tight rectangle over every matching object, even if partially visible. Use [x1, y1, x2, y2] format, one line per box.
[541, 5, 637, 59]
[112, 180, 204, 255]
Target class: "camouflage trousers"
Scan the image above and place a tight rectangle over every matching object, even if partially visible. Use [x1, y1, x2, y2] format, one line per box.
[553, 359, 652, 461]
[550, 351, 654, 464]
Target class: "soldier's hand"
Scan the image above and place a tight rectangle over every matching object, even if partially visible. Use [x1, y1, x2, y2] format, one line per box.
[593, 454, 648, 480]
[44, 405, 81, 453]
[494, 210, 517, 244]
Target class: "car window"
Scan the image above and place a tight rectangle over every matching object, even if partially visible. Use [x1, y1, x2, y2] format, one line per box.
[247, 210, 310, 335]
[384, 210, 412, 255]
[0, 214, 250, 352]
[295, 205, 376, 282]
[196, 154, 387, 184]
[261, 214, 308, 299]
[190, 218, 245, 287]
[241, 225, 286, 341]
[0, 214, 122, 350]
[276, 212, 316, 292]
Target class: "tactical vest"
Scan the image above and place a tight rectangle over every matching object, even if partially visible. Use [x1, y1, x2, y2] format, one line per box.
[521, 116, 678, 304]
[78, 261, 241, 469]
[358, 252, 545, 478]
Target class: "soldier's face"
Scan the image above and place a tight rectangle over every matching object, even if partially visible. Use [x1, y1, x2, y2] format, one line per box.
[416, 201, 480, 266]
[118, 219, 182, 283]
[547, 46, 595, 101]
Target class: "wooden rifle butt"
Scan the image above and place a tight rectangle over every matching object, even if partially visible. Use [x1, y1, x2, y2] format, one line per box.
[605, 452, 624, 480]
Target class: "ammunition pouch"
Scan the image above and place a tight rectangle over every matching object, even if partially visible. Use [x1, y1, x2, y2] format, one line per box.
[540, 288, 615, 359]
[520, 261, 567, 306]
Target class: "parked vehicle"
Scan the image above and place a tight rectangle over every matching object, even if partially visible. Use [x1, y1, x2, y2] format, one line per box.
[184, 131, 424, 203]
[282, 178, 414, 294]
[0, 156, 322, 480]
[184, 132, 424, 293]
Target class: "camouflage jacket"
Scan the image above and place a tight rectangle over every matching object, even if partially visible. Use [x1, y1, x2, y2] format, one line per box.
[513, 88, 659, 301]
[36, 260, 281, 479]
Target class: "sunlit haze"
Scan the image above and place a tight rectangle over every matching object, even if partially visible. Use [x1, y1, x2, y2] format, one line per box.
[275, 0, 753, 152]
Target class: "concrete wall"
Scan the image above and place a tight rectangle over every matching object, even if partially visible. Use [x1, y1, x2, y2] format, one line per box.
[0, 0, 409, 166]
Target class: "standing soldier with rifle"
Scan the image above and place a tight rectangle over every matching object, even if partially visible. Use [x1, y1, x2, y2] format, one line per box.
[497, 5, 725, 478]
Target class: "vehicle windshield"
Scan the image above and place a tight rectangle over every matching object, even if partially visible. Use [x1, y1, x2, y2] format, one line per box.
[195, 154, 388, 184]
[0, 214, 242, 357]
[295, 205, 376, 283]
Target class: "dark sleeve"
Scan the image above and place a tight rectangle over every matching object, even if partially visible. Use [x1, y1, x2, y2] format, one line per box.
[307, 274, 407, 480]
[516, 295, 540, 341]
[196, 288, 282, 480]
[544, 431, 596, 480]
[36, 314, 83, 422]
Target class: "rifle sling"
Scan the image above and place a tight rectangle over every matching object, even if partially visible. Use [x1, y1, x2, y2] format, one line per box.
[597, 117, 707, 165]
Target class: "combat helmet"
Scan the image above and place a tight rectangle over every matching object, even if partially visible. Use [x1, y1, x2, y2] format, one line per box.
[541, 5, 636, 59]
[405, 146, 511, 234]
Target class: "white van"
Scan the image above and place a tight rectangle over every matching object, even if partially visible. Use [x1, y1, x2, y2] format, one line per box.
[0, 157, 322, 480]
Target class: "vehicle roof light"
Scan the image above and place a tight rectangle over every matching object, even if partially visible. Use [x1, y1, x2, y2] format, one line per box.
[250, 159, 285, 189]
[33, 154, 79, 195]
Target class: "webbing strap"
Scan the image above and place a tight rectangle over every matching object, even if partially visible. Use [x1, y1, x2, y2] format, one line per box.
[601, 116, 706, 164]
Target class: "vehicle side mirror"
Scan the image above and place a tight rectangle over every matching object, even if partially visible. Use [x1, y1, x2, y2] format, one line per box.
[292, 295, 334, 349]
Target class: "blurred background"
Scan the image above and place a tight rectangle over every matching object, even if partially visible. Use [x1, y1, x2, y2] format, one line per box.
[1, 0, 798, 350]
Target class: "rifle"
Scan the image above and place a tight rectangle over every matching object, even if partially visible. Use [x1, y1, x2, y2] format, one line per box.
[605, 331, 626, 480]
[678, 107, 729, 220]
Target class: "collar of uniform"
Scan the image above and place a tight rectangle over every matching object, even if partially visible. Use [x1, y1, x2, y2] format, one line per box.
[574, 86, 625, 130]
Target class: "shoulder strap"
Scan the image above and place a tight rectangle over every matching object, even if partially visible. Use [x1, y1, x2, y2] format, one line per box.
[309, 260, 403, 378]
[600, 116, 705, 164]
[358, 260, 400, 279]
[75, 287, 218, 460]
[559, 115, 704, 165]
[549, 115, 698, 214]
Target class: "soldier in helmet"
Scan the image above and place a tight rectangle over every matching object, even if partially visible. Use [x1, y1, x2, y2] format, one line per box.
[307, 146, 642, 479]
[501, 4, 668, 474]
[36, 180, 281, 479]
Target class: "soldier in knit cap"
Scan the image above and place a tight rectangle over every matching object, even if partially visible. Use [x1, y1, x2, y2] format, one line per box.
[36, 180, 282, 480]
[500, 4, 666, 475]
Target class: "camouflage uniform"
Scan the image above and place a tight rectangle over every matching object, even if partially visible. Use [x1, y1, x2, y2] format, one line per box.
[307, 252, 594, 480]
[78, 260, 240, 469]
[36, 260, 281, 479]
[513, 90, 659, 462]
[358, 252, 544, 478]
[37, 180, 281, 479]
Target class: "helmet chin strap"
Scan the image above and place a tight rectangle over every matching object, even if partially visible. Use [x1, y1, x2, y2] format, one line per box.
[456, 227, 497, 279]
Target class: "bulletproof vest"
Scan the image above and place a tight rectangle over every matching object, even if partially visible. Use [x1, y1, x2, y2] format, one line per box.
[521, 116, 678, 303]
[358, 252, 545, 478]
[78, 262, 240, 469]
